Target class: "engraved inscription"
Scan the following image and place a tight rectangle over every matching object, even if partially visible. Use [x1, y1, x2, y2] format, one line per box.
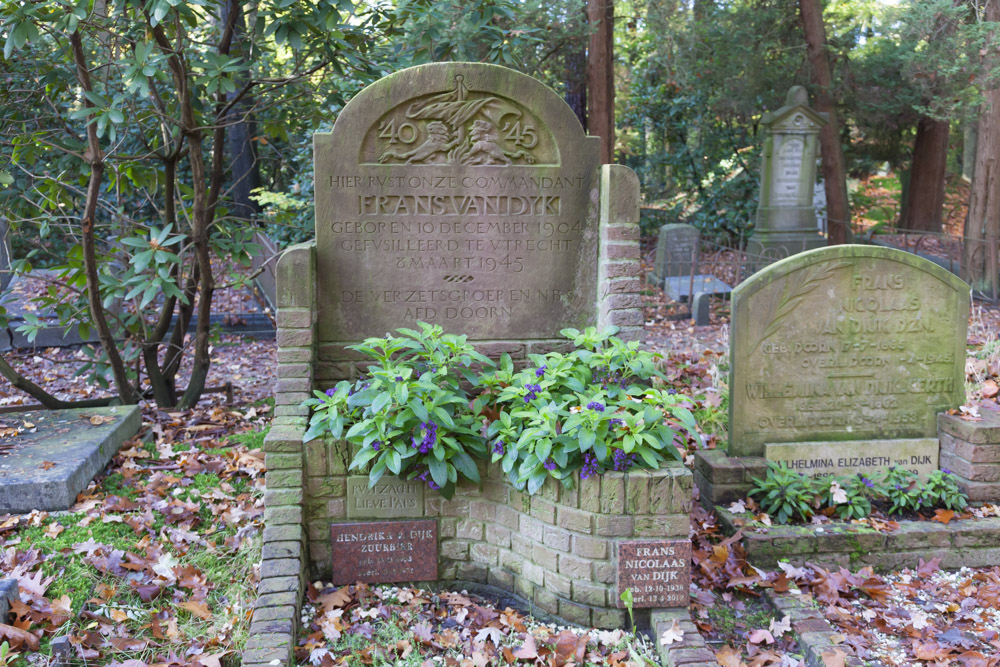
[330, 520, 437, 585]
[772, 137, 804, 205]
[616, 540, 691, 608]
[346, 476, 424, 519]
[765, 439, 939, 479]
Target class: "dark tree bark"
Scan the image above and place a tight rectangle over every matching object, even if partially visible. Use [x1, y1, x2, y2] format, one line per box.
[587, 0, 614, 163]
[900, 117, 950, 233]
[0, 217, 10, 291]
[799, 0, 851, 244]
[565, 44, 587, 131]
[221, 0, 260, 222]
[963, 0, 1000, 297]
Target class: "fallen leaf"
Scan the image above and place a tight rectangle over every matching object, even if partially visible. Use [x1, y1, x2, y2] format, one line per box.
[820, 648, 846, 667]
[39, 461, 56, 470]
[715, 645, 745, 667]
[177, 600, 212, 620]
[660, 619, 684, 645]
[933, 509, 956, 524]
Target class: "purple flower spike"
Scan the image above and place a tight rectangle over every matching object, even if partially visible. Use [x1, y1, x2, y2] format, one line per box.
[536, 365, 547, 378]
[587, 401, 605, 412]
[325, 388, 337, 397]
[543, 458, 557, 471]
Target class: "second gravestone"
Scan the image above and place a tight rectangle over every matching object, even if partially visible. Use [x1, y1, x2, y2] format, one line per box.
[730, 245, 968, 477]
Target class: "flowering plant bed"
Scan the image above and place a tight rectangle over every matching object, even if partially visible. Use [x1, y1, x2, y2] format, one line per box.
[303, 324, 699, 498]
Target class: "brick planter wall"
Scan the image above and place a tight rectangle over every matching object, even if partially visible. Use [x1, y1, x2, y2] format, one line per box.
[304, 443, 692, 629]
[939, 412, 1000, 503]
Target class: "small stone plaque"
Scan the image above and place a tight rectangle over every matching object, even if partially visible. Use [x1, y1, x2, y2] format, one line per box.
[330, 519, 437, 585]
[346, 475, 424, 519]
[616, 539, 690, 608]
[765, 438, 938, 479]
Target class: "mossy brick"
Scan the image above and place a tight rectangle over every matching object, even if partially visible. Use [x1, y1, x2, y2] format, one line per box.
[571, 580, 606, 606]
[271, 415, 308, 427]
[482, 481, 509, 503]
[455, 561, 488, 583]
[954, 477, 1000, 503]
[438, 563, 458, 580]
[670, 465, 694, 513]
[265, 427, 305, 453]
[308, 522, 329, 542]
[471, 543, 498, 566]
[545, 571, 573, 598]
[439, 517, 458, 538]
[813, 527, 886, 553]
[424, 497, 442, 517]
[592, 561, 615, 585]
[262, 541, 302, 561]
[557, 506, 592, 534]
[950, 518, 1000, 548]
[595, 515, 633, 537]
[328, 498, 345, 518]
[558, 553, 592, 579]
[560, 483, 580, 509]
[250, 618, 295, 636]
[538, 477, 560, 503]
[489, 568, 515, 591]
[242, 648, 290, 665]
[263, 523, 304, 543]
[520, 515, 545, 542]
[308, 476, 345, 499]
[579, 476, 601, 512]
[258, 576, 302, 595]
[304, 440, 327, 474]
[511, 534, 532, 559]
[306, 498, 328, 520]
[264, 506, 303, 525]
[634, 514, 688, 538]
[664, 648, 717, 664]
[441, 498, 470, 517]
[514, 574, 533, 600]
[572, 535, 608, 560]
[600, 475, 626, 514]
[276, 329, 314, 348]
[255, 591, 299, 608]
[625, 474, 649, 515]
[252, 605, 296, 623]
[275, 392, 307, 406]
[543, 526, 572, 552]
[486, 524, 511, 548]
[500, 548, 524, 574]
[523, 560, 546, 586]
[276, 377, 311, 394]
[942, 547, 1000, 569]
[275, 405, 309, 417]
[277, 347, 313, 363]
[592, 607, 627, 629]
[694, 450, 742, 483]
[533, 587, 560, 615]
[456, 519, 484, 540]
[509, 490, 531, 514]
[265, 489, 304, 507]
[558, 599, 591, 626]
[310, 543, 331, 569]
[939, 412, 1000, 444]
[792, 618, 832, 634]
[470, 500, 496, 521]
[885, 522, 951, 550]
[532, 544, 559, 571]
[764, 532, 817, 555]
[277, 308, 313, 329]
[496, 505, 520, 531]
[440, 540, 469, 560]
[531, 498, 556, 524]
[246, 632, 293, 650]
[266, 453, 303, 471]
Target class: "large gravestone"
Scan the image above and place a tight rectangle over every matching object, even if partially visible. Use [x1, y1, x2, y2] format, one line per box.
[311, 63, 642, 385]
[749, 86, 827, 260]
[729, 245, 968, 477]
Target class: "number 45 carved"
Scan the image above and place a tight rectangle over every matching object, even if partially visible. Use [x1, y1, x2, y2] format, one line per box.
[502, 121, 537, 148]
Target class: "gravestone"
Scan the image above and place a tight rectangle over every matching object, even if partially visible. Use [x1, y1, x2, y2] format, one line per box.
[651, 223, 732, 302]
[262, 63, 690, 639]
[616, 539, 691, 608]
[729, 245, 969, 478]
[750, 86, 827, 260]
[312, 62, 643, 386]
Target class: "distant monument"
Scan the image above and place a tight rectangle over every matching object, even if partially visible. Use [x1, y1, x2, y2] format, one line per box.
[750, 86, 827, 260]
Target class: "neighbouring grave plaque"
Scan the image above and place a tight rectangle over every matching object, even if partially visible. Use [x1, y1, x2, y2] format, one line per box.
[730, 245, 969, 459]
[346, 475, 424, 519]
[765, 439, 938, 478]
[315, 63, 601, 342]
[616, 539, 691, 608]
[330, 519, 438, 585]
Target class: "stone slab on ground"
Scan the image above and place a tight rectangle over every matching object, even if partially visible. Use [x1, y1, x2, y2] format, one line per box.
[0, 406, 141, 512]
[0, 579, 16, 623]
[663, 275, 732, 302]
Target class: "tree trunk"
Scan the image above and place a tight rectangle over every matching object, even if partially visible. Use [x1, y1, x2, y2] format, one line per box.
[799, 0, 850, 245]
[0, 217, 10, 291]
[221, 0, 260, 223]
[963, 119, 978, 182]
[565, 43, 587, 131]
[963, 0, 1000, 298]
[587, 0, 614, 163]
[899, 117, 949, 233]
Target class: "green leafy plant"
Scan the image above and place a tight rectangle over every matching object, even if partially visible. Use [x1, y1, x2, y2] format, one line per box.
[483, 327, 698, 494]
[879, 467, 922, 514]
[749, 462, 818, 524]
[620, 588, 635, 630]
[303, 323, 491, 499]
[829, 474, 878, 520]
[923, 469, 969, 512]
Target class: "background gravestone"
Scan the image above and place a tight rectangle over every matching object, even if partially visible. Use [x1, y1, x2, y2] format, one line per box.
[310, 62, 642, 384]
[652, 223, 699, 283]
[749, 86, 827, 260]
[729, 245, 968, 477]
